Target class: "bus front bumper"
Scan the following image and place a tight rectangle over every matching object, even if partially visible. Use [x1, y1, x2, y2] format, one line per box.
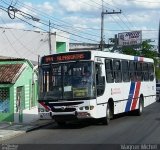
[50, 111, 91, 120]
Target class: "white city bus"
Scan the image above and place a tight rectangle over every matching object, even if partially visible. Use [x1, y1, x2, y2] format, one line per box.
[38, 50, 156, 125]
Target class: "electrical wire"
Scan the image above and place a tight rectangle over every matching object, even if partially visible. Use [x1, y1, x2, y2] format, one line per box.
[1, 2, 101, 43]
[0, 16, 40, 56]
[10, 0, 101, 38]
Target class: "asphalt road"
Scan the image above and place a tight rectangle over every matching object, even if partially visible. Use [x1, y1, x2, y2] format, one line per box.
[2, 101, 160, 150]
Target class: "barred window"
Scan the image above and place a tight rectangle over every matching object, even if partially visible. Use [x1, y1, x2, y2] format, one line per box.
[0, 88, 9, 113]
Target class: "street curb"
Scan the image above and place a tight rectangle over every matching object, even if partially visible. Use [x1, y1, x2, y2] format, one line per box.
[0, 121, 54, 142]
[0, 131, 26, 142]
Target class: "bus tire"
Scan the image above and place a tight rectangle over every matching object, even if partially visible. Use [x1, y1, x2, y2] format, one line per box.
[135, 97, 143, 116]
[102, 104, 111, 125]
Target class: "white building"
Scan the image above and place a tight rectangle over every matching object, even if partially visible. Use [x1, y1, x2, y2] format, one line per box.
[0, 27, 69, 62]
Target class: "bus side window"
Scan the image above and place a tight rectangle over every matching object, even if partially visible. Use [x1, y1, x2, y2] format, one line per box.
[95, 63, 105, 97]
[105, 59, 114, 83]
[148, 63, 154, 81]
[113, 59, 122, 83]
[143, 63, 149, 81]
[136, 62, 143, 81]
[122, 60, 130, 82]
[129, 61, 136, 81]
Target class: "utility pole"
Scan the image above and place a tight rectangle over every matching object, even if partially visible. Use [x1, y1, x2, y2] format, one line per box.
[48, 20, 52, 54]
[100, 0, 121, 51]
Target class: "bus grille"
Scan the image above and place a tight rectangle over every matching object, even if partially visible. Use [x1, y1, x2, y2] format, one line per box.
[52, 107, 76, 112]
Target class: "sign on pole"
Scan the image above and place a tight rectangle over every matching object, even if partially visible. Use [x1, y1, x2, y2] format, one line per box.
[118, 31, 142, 46]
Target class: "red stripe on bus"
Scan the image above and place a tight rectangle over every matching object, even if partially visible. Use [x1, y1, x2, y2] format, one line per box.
[40, 102, 50, 111]
[131, 82, 141, 110]
[139, 57, 144, 62]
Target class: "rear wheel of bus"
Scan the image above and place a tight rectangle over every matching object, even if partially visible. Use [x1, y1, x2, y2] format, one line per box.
[135, 96, 143, 116]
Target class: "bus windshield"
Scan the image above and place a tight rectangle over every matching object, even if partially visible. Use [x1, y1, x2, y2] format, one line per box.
[39, 61, 96, 101]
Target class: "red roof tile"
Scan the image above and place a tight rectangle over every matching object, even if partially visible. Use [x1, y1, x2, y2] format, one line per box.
[0, 64, 23, 83]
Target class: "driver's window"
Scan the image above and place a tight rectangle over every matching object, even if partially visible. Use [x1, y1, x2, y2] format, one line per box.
[95, 63, 105, 97]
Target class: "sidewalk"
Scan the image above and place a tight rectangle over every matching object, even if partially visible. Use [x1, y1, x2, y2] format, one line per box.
[0, 119, 53, 142]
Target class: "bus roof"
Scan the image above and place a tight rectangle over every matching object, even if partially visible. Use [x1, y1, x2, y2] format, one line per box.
[41, 50, 154, 64]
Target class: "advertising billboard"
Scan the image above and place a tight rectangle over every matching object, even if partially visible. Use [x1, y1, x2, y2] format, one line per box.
[118, 31, 142, 46]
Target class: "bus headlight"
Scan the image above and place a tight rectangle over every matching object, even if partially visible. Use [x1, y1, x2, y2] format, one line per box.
[79, 107, 83, 110]
[85, 106, 89, 110]
[79, 106, 94, 110]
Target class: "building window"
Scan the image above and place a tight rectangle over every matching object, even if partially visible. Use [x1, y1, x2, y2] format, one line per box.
[0, 88, 9, 113]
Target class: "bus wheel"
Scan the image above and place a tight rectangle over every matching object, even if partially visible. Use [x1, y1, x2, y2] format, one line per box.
[102, 104, 111, 125]
[135, 97, 143, 116]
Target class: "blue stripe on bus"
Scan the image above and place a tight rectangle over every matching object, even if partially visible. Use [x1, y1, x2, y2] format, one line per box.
[125, 82, 136, 112]
[134, 56, 138, 61]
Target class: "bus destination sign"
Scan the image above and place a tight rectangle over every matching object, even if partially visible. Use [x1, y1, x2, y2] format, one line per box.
[42, 51, 91, 64]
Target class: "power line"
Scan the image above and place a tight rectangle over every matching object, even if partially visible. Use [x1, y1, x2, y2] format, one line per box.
[1, 0, 135, 42]
[10, 1, 101, 37]
[0, 5, 96, 44]
[5, 0, 131, 40]
[0, 26, 22, 57]
[103, 0, 122, 11]
[0, 16, 39, 56]
[1, 3, 100, 43]
[39, 20, 99, 43]
[116, 14, 131, 30]
[4, 0, 101, 41]
[79, 0, 101, 10]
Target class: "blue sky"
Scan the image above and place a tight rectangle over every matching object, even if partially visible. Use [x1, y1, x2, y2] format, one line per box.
[0, 0, 159, 45]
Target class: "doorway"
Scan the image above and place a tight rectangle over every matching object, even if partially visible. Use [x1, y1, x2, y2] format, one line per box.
[16, 86, 25, 123]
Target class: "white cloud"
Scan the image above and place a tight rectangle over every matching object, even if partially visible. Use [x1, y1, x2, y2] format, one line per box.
[127, 13, 151, 23]
[21, 2, 37, 15]
[63, 16, 100, 26]
[107, 0, 160, 10]
[131, 0, 160, 9]
[38, 2, 54, 13]
[58, 0, 99, 12]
